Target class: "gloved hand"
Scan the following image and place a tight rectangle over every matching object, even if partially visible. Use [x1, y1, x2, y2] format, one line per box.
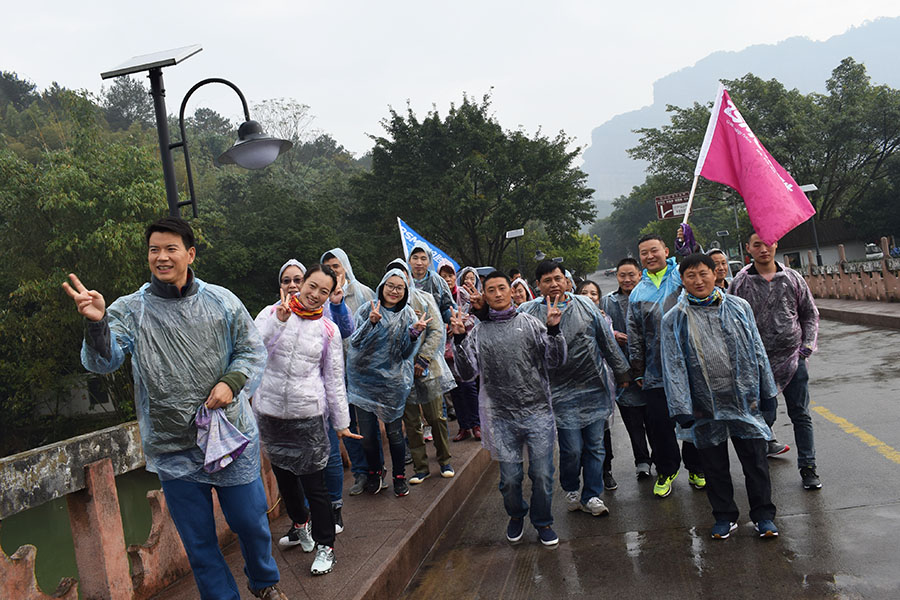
[799, 345, 813, 359]
[674, 414, 695, 429]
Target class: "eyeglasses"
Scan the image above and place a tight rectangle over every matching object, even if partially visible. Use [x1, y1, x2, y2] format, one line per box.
[281, 277, 304, 286]
[383, 283, 405, 293]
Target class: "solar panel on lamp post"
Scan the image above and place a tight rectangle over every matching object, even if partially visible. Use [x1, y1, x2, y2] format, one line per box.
[101, 45, 292, 217]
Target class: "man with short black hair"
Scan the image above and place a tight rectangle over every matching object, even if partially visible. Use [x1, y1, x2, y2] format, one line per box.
[730, 232, 822, 490]
[64, 217, 286, 600]
[662, 253, 779, 539]
[602, 257, 653, 480]
[408, 243, 456, 323]
[451, 271, 566, 546]
[520, 261, 631, 517]
[627, 234, 705, 497]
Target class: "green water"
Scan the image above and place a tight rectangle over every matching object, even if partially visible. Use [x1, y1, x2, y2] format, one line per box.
[0, 468, 161, 597]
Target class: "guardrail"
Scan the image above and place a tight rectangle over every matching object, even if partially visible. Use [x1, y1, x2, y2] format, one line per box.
[803, 237, 900, 302]
[0, 421, 283, 599]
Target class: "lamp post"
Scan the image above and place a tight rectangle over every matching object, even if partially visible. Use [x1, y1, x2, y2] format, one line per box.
[534, 250, 546, 262]
[799, 184, 822, 267]
[102, 46, 292, 217]
[505, 228, 525, 278]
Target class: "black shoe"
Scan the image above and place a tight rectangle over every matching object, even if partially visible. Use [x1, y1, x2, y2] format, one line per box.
[365, 471, 384, 494]
[394, 475, 410, 497]
[334, 506, 343, 534]
[603, 471, 618, 491]
[800, 466, 822, 490]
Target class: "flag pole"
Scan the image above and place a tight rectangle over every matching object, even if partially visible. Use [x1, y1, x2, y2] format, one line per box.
[682, 175, 700, 224]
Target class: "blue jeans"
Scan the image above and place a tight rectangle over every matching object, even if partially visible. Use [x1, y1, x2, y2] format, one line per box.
[557, 418, 606, 502]
[325, 428, 343, 508]
[346, 404, 382, 476]
[498, 450, 555, 528]
[160, 476, 279, 600]
[356, 408, 406, 477]
[782, 358, 816, 468]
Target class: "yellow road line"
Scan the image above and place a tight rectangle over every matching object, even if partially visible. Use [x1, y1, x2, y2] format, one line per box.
[811, 401, 900, 465]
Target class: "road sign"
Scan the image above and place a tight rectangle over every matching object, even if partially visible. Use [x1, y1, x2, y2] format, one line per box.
[655, 191, 690, 220]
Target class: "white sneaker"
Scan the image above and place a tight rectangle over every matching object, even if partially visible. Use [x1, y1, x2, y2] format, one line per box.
[565, 490, 581, 511]
[582, 497, 610, 517]
[310, 544, 335, 575]
[279, 520, 315, 552]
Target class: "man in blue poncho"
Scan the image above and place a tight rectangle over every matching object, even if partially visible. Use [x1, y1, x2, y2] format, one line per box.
[408, 242, 456, 324]
[519, 261, 631, 517]
[451, 271, 566, 547]
[661, 253, 779, 539]
[63, 217, 285, 600]
[626, 234, 705, 498]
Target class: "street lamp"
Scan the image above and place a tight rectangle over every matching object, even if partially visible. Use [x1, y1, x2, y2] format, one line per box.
[799, 184, 822, 267]
[505, 228, 525, 278]
[101, 45, 292, 217]
[534, 250, 546, 262]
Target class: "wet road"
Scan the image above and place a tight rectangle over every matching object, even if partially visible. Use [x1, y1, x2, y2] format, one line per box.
[402, 321, 900, 599]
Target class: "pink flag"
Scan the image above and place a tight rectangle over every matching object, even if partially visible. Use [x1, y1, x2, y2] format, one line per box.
[694, 84, 815, 245]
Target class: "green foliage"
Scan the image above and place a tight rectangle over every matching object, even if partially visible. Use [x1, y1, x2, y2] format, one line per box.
[352, 93, 596, 271]
[102, 76, 155, 131]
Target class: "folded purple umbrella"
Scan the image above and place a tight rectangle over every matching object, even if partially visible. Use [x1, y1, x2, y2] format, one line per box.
[196, 405, 250, 473]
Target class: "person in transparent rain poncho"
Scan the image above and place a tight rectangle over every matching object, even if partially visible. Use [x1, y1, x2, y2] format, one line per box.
[254, 264, 362, 575]
[320, 248, 380, 497]
[730, 232, 822, 490]
[63, 217, 287, 600]
[347, 268, 430, 497]
[511, 277, 535, 307]
[451, 271, 567, 547]
[408, 242, 457, 324]
[385, 258, 456, 485]
[661, 254, 779, 539]
[601, 258, 653, 481]
[520, 262, 631, 518]
[627, 234, 705, 498]
[275, 259, 354, 534]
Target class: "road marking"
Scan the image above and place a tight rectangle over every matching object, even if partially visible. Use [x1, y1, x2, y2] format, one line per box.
[811, 401, 900, 465]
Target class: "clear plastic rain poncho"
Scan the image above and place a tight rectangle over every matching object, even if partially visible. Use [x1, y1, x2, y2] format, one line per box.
[601, 289, 644, 407]
[729, 262, 819, 391]
[627, 257, 682, 390]
[458, 266, 483, 293]
[661, 292, 778, 449]
[346, 268, 422, 422]
[81, 279, 267, 484]
[386, 258, 456, 402]
[410, 241, 457, 323]
[321, 247, 376, 316]
[519, 294, 630, 429]
[453, 311, 567, 462]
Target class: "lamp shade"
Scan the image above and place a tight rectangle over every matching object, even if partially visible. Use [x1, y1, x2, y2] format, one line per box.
[218, 120, 292, 169]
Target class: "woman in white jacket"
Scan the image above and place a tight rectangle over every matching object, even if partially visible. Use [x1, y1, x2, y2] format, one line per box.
[254, 263, 360, 576]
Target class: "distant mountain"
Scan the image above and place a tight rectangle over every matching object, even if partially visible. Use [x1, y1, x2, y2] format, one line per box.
[583, 16, 900, 219]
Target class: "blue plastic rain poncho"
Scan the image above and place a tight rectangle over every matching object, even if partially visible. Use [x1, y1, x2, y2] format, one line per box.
[386, 258, 456, 401]
[661, 292, 778, 448]
[601, 289, 644, 407]
[519, 294, 630, 429]
[627, 257, 682, 390]
[320, 247, 376, 316]
[453, 310, 567, 462]
[410, 241, 457, 323]
[81, 277, 267, 484]
[729, 262, 819, 392]
[346, 269, 421, 422]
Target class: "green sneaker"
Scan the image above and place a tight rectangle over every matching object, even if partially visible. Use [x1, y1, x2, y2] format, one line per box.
[689, 472, 707, 489]
[653, 470, 679, 497]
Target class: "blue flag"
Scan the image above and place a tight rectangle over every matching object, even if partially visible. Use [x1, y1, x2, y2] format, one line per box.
[397, 217, 461, 272]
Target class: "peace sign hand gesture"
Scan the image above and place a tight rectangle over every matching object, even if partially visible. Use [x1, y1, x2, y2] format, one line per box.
[545, 296, 562, 328]
[449, 307, 468, 336]
[62, 273, 106, 322]
[276, 289, 292, 322]
[413, 311, 433, 333]
[464, 283, 484, 310]
[369, 300, 382, 325]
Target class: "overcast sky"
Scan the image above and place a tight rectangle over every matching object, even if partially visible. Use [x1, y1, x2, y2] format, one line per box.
[5, 1, 900, 156]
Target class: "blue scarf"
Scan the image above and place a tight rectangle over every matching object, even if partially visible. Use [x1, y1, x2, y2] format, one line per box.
[686, 287, 724, 306]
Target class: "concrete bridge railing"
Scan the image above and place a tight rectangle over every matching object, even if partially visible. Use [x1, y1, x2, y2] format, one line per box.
[0, 421, 284, 599]
[803, 237, 900, 302]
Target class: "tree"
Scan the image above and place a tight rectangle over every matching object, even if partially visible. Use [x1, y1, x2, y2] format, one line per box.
[0, 71, 37, 112]
[102, 75, 155, 130]
[352, 93, 595, 271]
